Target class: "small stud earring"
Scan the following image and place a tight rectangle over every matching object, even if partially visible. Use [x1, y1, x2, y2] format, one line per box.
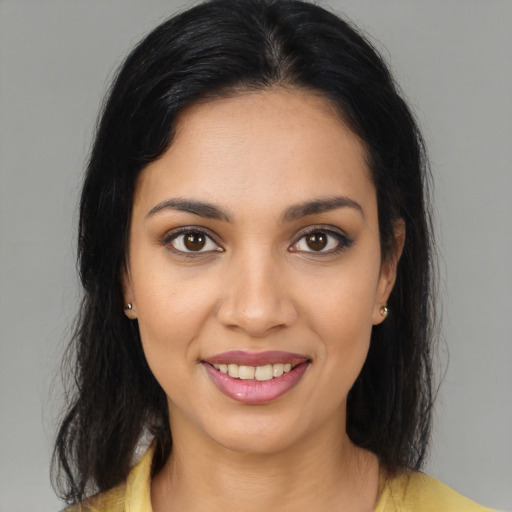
[124, 303, 137, 320]
[379, 305, 388, 318]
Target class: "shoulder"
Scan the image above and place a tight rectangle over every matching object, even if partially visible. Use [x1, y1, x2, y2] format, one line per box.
[60, 482, 126, 512]
[376, 471, 496, 512]
[60, 444, 155, 512]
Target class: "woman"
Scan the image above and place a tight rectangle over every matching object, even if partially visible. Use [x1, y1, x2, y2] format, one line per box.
[53, 1, 494, 510]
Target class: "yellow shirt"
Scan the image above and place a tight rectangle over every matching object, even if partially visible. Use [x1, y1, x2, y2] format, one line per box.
[67, 445, 496, 512]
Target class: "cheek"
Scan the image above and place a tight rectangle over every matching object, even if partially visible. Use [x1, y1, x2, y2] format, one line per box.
[298, 257, 379, 379]
[315, 296, 373, 375]
[311, 298, 373, 413]
[299, 256, 380, 334]
[132, 266, 219, 375]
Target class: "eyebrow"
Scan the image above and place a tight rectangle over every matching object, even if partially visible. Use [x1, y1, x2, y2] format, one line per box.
[146, 195, 363, 223]
[146, 198, 232, 222]
[282, 196, 364, 222]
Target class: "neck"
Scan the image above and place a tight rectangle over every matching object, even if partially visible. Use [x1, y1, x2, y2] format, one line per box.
[151, 413, 380, 512]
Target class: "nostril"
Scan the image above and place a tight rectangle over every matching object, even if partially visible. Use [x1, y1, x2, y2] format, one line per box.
[215, 294, 298, 337]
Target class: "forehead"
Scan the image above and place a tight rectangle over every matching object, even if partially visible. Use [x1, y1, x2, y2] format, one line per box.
[134, 88, 375, 218]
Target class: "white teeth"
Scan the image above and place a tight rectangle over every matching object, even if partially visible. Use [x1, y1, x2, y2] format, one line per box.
[227, 364, 239, 378]
[255, 364, 273, 381]
[215, 362, 296, 380]
[238, 365, 255, 380]
[272, 363, 284, 377]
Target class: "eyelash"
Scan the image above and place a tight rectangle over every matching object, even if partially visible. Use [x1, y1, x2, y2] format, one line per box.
[161, 227, 223, 257]
[289, 226, 353, 256]
[161, 226, 353, 257]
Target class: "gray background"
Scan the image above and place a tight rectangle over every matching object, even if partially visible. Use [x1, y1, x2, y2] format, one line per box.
[1, 1, 511, 511]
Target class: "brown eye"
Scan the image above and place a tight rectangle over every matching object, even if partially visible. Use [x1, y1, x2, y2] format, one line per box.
[291, 228, 351, 255]
[305, 232, 328, 251]
[168, 230, 221, 254]
[184, 232, 206, 251]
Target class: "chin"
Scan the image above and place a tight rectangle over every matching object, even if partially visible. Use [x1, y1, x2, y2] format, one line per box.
[209, 425, 297, 456]
[194, 408, 307, 456]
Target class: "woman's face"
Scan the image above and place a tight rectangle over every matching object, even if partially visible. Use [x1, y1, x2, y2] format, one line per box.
[124, 88, 401, 454]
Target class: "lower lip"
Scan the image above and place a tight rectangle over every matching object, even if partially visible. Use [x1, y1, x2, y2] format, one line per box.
[203, 362, 309, 405]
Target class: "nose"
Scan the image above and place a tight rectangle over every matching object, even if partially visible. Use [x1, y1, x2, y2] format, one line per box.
[216, 250, 298, 338]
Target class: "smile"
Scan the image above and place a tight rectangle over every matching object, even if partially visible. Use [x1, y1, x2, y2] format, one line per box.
[212, 362, 294, 381]
[203, 351, 310, 404]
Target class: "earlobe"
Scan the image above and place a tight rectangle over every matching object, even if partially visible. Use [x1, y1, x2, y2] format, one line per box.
[372, 219, 405, 325]
[122, 264, 138, 320]
[124, 302, 138, 320]
[372, 303, 389, 325]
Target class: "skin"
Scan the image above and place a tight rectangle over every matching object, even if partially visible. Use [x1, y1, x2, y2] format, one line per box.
[123, 88, 404, 512]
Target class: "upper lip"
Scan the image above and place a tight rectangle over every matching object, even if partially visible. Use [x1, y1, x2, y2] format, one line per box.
[204, 350, 310, 367]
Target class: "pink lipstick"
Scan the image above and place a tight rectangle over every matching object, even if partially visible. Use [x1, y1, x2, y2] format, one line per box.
[202, 351, 310, 404]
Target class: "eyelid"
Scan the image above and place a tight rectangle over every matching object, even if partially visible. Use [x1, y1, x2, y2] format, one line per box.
[160, 226, 224, 254]
[289, 225, 353, 254]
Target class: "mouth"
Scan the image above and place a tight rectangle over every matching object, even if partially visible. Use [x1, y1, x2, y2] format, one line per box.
[209, 362, 296, 381]
[202, 351, 310, 404]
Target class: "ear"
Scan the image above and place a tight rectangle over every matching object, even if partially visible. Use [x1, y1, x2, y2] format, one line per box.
[372, 219, 405, 325]
[122, 262, 138, 320]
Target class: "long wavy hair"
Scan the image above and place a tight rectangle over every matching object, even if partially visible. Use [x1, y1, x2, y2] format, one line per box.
[53, 0, 437, 504]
